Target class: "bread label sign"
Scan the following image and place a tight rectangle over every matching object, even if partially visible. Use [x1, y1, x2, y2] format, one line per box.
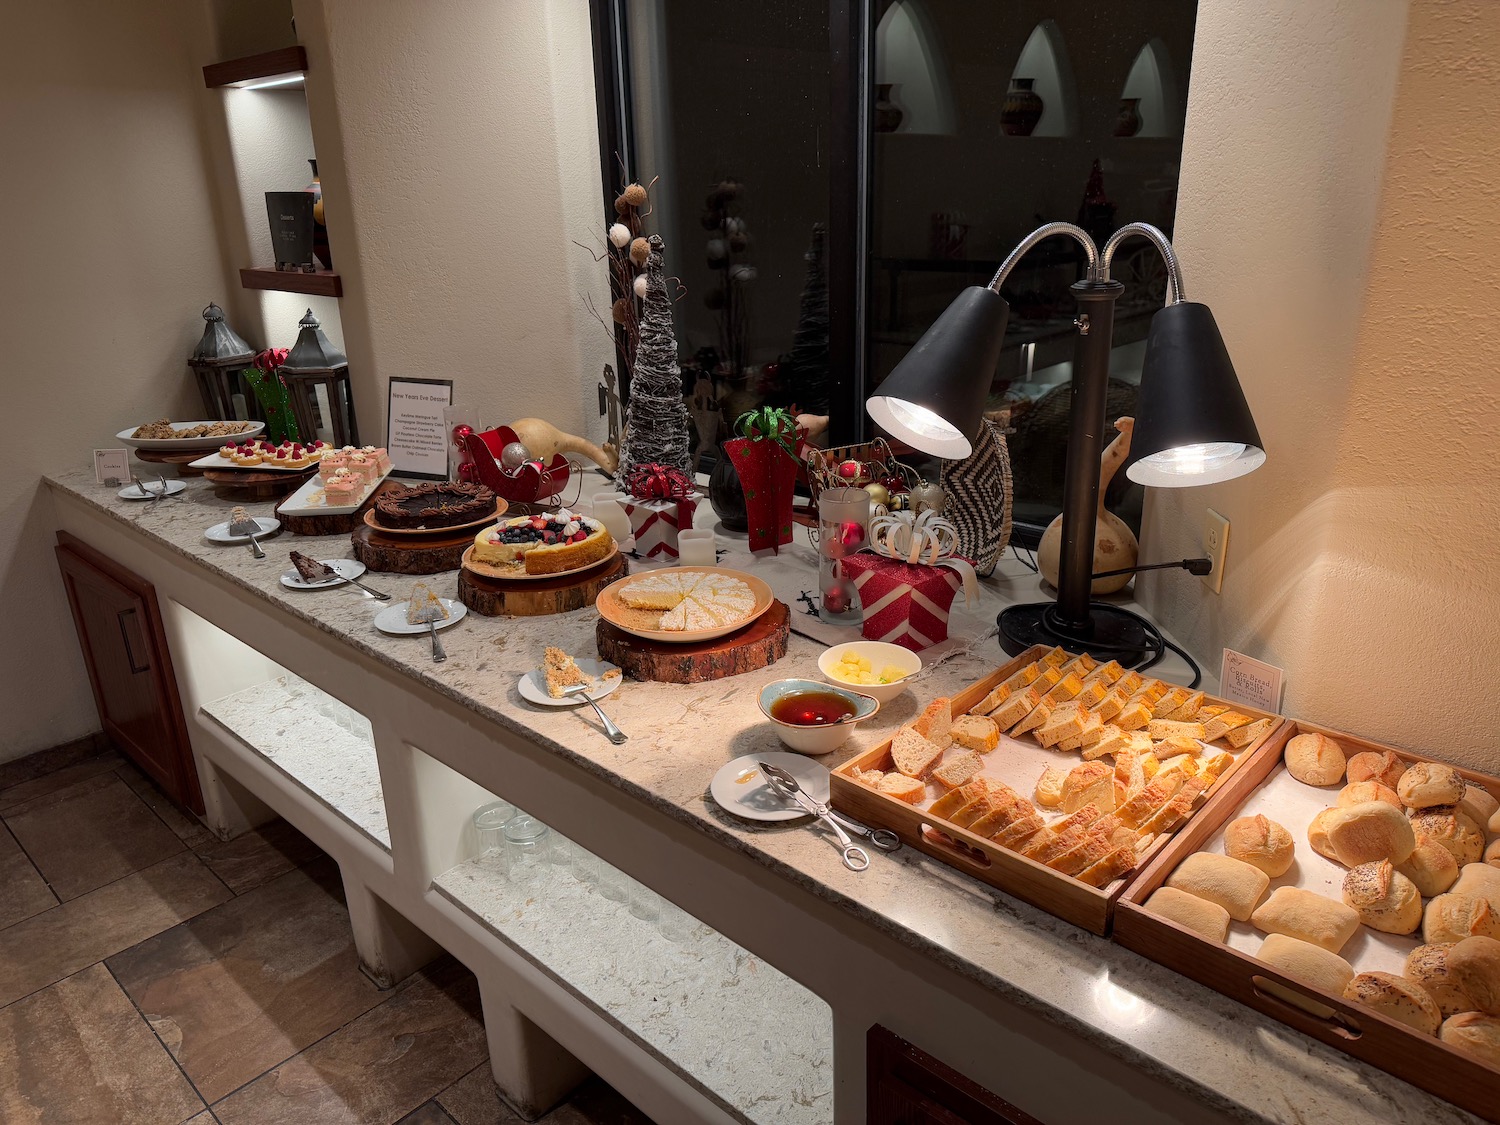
[1220, 649, 1283, 712]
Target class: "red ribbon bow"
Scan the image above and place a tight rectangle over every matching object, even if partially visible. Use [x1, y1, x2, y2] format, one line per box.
[626, 463, 695, 502]
[253, 347, 289, 374]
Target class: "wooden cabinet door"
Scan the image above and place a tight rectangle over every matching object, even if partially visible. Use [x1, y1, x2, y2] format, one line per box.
[54, 532, 202, 813]
[867, 1025, 1044, 1125]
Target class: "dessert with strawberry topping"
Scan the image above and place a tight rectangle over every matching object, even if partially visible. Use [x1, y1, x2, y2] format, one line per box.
[470, 507, 613, 575]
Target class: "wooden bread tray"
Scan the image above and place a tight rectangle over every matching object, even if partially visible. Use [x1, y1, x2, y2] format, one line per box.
[829, 645, 1285, 935]
[1114, 720, 1500, 1123]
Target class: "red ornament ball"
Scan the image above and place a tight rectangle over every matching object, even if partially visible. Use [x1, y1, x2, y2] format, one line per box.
[837, 459, 862, 480]
[840, 521, 866, 549]
[822, 583, 852, 614]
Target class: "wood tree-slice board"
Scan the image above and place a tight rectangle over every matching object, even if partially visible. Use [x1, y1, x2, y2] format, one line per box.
[202, 466, 315, 500]
[458, 551, 628, 617]
[596, 599, 789, 683]
[350, 521, 474, 574]
[134, 448, 209, 477]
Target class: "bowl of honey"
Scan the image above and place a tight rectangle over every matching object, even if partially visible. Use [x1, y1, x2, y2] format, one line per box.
[758, 678, 879, 755]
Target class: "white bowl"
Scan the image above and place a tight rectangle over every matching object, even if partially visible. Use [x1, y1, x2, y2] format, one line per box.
[758, 678, 879, 756]
[817, 641, 922, 705]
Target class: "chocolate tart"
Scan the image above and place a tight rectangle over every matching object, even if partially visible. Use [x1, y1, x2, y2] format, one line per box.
[373, 482, 496, 529]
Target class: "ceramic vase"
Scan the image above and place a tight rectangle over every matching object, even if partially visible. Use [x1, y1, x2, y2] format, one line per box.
[1037, 417, 1139, 594]
[1000, 78, 1044, 137]
[874, 84, 905, 134]
[1115, 98, 1143, 137]
[708, 443, 749, 531]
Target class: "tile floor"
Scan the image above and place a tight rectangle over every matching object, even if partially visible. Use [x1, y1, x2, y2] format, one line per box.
[0, 736, 655, 1124]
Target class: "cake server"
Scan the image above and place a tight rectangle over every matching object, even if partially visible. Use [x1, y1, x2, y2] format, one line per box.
[306, 558, 389, 600]
[407, 597, 448, 663]
[759, 761, 872, 871]
[560, 683, 628, 744]
[228, 510, 267, 559]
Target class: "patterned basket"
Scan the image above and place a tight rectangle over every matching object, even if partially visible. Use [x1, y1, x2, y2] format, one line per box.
[939, 414, 1013, 577]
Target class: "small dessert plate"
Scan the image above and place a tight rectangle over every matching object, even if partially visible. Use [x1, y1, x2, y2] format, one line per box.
[118, 480, 186, 500]
[205, 517, 281, 544]
[517, 658, 624, 707]
[710, 752, 831, 822]
[279, 559, 368, 590]
[374, 599, 467, 636]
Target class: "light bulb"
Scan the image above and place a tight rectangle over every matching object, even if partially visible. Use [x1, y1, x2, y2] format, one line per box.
[1140, 442, 1246, 476]
[887, 399, 959, 439]
[867, 395, 973, 458]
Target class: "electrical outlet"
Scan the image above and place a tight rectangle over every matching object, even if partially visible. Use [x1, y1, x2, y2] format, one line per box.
[1203, 509, 1229, 594]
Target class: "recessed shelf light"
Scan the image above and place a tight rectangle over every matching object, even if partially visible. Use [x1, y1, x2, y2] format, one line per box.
[236, 73, 305, 91]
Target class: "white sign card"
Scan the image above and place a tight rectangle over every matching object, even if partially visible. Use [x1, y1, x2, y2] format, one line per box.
[93, 448, 130, 485]
[1220, 648, 1284, 713]
[386, 378, 454, 480]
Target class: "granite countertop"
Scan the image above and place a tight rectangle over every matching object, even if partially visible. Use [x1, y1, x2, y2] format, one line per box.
[43, 470, 1477, 1125]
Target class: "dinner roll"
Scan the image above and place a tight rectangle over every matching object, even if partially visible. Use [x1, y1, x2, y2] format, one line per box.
[1459, 784, 1499, 829]
[1285, 732, 1346, 786]
[1395, 841, 1460, 897]
[1145, 886, 1231, 942]
[1423, 892, 1500, 944]
[1256, 934, 1355, 1014]
[1326, 801, 1417, 866]
[1490, 806, 1500, 837]
[1454, 863, 1500, 911]
[1252, 886, 1361, 953]
[1165, 852, 1271, 921]
[1488, 839, 1500, 868]
[1346, 750, 1406, 790]
[1307, 807, 1341, 861]
[1440, 1012, 1500, 1067]
[1342, 972, 1441, 1035]
[1224, 814, 1295, 877]
[1337, 781, 1401, 809]
[1447, 935, 1500, 1016]
[1406, 943, 1479, 1016]
[1398, 761, 1465, 810]
[1342, 861, 1422, 934]
[1410, 806, 1485, 866]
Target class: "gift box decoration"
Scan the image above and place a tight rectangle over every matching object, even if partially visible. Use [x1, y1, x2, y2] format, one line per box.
[724, 435, 799, 553]
[842, 553, 964, 652]
[621, 496, 697, 559]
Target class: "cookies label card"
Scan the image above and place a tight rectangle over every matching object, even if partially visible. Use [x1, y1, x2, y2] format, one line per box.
[1220, 648, 1284, 712]
[93, 448, 130, 485]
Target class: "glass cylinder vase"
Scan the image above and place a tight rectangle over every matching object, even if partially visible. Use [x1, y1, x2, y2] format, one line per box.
[817, 487, 870, 625]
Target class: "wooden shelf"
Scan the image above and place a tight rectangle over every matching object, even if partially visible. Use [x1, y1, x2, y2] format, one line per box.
[240, 266, 342, 298]
[203, 46, 307, 89]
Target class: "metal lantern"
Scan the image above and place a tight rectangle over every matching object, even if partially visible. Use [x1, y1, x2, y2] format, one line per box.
[188, 303, 258, 420]
[279, 308, 359, 446]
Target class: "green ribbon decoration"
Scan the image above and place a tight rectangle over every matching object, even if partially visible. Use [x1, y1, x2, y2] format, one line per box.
[733, 406, 798, 459]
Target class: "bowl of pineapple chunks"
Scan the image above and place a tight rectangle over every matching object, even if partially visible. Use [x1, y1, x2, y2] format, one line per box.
[816, 641, 922, 705]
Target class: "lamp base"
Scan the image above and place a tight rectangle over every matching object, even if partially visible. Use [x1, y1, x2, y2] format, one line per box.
[997, 601, 1155, 667]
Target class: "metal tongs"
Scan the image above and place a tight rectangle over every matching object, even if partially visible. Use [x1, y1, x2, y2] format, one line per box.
[759, 761, 899, 871]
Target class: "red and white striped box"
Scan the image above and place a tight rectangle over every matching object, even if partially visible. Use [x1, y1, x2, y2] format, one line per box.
[621, 497, 698, 560]
[842, 553, 962, 652]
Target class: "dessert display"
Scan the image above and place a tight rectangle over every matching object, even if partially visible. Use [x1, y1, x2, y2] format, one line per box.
[405, 581, 448, 625]
[827, 650, 907, 687]
[216, 438, 328, 468]
[608, 570, 755, 631]
[133, 419, 254, 439]
[470, 508, 611, 574]
[374, 481, 496, 530]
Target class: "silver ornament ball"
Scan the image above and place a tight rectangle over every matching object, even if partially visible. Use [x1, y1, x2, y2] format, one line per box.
[500, 441, 532, 471]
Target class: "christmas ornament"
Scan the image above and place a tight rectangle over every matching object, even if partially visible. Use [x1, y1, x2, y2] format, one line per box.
[633, 275, 648, 298]
[870, 510, 961, 566]
[863, 482, 890, 507]
[910, 479, 947, 516]
[624, 462, 695, 502]
[608, 223, 631, 248]
[500, 441, 532, 471]
[841, 521, 866, 550]
[822, 576, 855, 616]
[837, 459, 862, 481]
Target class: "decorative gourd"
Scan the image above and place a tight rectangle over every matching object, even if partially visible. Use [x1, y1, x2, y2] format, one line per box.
[507, 417, 618, 474]
[1037, 417, 1139, 595]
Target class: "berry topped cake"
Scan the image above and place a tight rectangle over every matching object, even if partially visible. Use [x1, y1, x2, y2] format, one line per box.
[471, 508, 613, 575]
[372, 481, 496, 529]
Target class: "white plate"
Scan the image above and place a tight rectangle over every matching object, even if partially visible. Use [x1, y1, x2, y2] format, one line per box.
[116, 421, 264, 450]
[205, 517, 282, 543]
[374, 598, 467, 635]
[517, 658, 624, 707]
[279, 559, 369, 589]
[188, 450, 318, 473]
[277, 468, 392, 517]
[710, 751, 831, 822]
[118, 480, 187, 500]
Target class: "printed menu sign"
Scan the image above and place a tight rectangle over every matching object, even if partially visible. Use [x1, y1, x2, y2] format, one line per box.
[386, 379, 454, 479]
[93, 448, 130, 485]
[1220, 648, 1284, 713]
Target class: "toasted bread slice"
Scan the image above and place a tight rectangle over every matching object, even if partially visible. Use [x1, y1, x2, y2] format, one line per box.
[950, 714, 1000, 753]
[1156, 754, 1200, 779]
[1061, 762, 1115, 814]
[1054, 713, 1104, 753]
[875, 775, 926, 804]
[1074, 680, 1109, 708]
[1148, 719, 1207, 742]
[991, 811, 1047, 849]
[1038, 646, 1069, 667]
[1141, 751, 1161, 778]
[1058, 653, 1097, 678]
[1203, 710, 1254, 742]
[1082, 725, 1130, 760]
[912, 698, 953, 747]
[1078, 844, 1139, 888]
[1048, 832, 1120, 875]
[988, 686, 1040, 729]
[972, 681, 1012, 716]
[1116, 772, 1187, 829]
[1092, 686, 1130, 724]
[1151, 687, 1191, 718]
[1225, 716, 1274, 749]
[1137, 776, 1209, 836]
[1036, 705, 1088, 749]
[1001, 663, 1040, 692]
[931, 750, 983, 790]
[1035, 766, 1067, 808]
[1010, 698, 1054, 738]
[1082, 659, 1124, 686]
[929, 779, 994, 820]
[1165, 690, 1207, 722]
[1052, 803, 1106, 835]
[1195, 703, 1230, 721]
[890, 726, 945, 779]
[1115, 701, 1153, 732]
[1032, 665, 1064, 693]
[1115, 748, 1147, 801]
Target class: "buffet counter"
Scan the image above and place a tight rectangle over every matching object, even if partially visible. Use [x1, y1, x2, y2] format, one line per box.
[42, 469, 1475, 1125]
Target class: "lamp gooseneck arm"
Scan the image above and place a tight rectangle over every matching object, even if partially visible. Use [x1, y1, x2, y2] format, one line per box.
[1100, 222, 1186, 305]
[988, 221, 1100, 293]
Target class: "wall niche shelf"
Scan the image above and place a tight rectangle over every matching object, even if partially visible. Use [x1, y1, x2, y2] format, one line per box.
[239, 266, 343, 298]
[203, 46, 307, 90]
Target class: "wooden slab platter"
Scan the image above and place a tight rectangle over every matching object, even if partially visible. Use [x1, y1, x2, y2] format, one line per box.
[202, 465, 315, 501]
[351, 521, 475, 574]
[133, 448, 208, 477]
[596, 599, 789, 683]
[458, 550, 628, 617]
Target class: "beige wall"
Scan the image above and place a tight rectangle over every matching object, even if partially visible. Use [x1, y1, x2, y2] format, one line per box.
[0, 0, 233, 761]
[1141, 0, 1500, 771]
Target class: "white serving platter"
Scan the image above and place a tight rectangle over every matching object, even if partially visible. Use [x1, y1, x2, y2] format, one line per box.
[277, 468, 392, 517]
[116, 421, 264, 451]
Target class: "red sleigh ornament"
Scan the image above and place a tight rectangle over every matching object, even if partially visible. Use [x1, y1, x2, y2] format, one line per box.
[457, 425, 571, 505]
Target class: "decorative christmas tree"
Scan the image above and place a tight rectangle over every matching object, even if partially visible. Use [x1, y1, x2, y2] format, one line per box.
[779, 223, 829, 415]
[617, 235, 693, 482]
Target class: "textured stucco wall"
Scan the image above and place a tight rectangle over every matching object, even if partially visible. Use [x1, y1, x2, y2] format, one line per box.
[1141, 0, 1500, 770]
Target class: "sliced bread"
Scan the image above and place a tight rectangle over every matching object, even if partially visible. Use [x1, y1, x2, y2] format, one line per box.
[890, 726, 945, 779]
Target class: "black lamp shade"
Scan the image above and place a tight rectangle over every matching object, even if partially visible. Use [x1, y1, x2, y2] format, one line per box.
[867, 285, 1009, 459]
[1127, 301, 1266, 487]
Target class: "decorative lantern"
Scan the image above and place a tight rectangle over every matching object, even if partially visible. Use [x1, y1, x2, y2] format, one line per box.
[279, 308, 359, 446]
[188, 303, 258, 420]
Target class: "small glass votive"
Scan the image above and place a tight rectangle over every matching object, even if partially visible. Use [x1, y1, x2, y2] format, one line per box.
[596, 862, 631, 903]
[590, 491, 633, 542]
[472, 800, 516, 856]
[655, 900, 696, 944]
[676, 528, 716, 567]
[628, 881, 663, 925]
[546, 832, 578, 871]
[502, 814, 550, 886]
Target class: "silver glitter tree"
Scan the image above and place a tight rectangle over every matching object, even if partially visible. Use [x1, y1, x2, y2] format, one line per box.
[617, 235, 693, 483]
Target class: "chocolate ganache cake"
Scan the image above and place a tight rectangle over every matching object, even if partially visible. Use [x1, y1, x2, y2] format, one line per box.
[373, 481, 495, 529]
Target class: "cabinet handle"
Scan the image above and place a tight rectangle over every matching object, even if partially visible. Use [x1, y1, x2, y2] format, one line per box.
[117, 608, 150, 674]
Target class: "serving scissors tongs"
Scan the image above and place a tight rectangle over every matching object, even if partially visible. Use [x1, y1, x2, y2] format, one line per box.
[758, 761, 899, 871]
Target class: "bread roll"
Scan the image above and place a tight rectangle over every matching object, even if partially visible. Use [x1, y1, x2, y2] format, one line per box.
[1224, 814, 1295, 877]
[1410, 806, 1485, 866]
[1423, 892, 1500, 944]
[1406, 943, 1479, 1016]
[1459, 784, 1499, 829]
[1252, 886, 1361, 953]
[1341, 861, 1422, 934]
[1325, 801, 1417, 866]
[1454, 863, 1500, 911]
[1145, 886, 1231, 942]
[1256, 934, 1355, 1014]
[1307, 807, 1341, 861]
[1342, 972, 1441, 1035]
[1490, 806, 1500, 837]
[1284, 732, 1346, 786]
[1395, 841, 1460, 897]
[1346, 750, 1406, 790]
[1336, 781, 1401, 809]
[1447, 935, 1500, 1016]
[1441, 1012, 1500, 1067]
[1165, 852, 1270, 921]
[1487, 839, 1500, 868]
[1398, 761, 1465, 809]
